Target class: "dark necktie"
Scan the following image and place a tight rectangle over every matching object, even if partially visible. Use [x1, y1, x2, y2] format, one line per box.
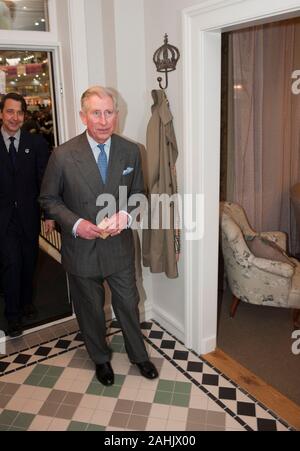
[9, 136, 17, 168]
[97, 143, 108, 183]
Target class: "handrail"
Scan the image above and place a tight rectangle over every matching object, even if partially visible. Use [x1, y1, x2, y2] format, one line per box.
[40, 220, 61, 252]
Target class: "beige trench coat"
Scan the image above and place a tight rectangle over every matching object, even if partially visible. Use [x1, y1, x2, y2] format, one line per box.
[142, 90, 179, 279]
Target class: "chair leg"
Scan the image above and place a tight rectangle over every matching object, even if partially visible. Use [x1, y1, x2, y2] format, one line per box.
[230, 295, 240, 318]
[292, 309, 300, 329]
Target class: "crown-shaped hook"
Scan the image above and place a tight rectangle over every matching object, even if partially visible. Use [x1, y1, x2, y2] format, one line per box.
[153, 34, 180, 89]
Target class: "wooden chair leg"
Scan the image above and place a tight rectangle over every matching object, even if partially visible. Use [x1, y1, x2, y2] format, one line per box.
[230, 295, 240, 318]
[292, 309, 300, 329]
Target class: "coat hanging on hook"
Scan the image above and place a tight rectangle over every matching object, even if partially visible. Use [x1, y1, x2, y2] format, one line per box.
[143, 90, 180, 279]
[153, 34, 180, 89]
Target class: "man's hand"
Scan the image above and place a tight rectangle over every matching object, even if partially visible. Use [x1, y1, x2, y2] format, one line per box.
[76, 220, 103, 240]
[105, 212, 129, 237]
[44, 220, 55, 235]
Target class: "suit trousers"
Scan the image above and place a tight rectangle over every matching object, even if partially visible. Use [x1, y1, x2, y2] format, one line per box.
[68, 264, 149, 365]
[0, 209, 39, 321]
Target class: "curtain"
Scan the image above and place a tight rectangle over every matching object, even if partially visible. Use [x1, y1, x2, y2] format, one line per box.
[227, 19, 300, 254]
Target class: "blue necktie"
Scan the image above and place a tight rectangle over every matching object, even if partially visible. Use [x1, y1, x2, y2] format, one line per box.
[9, 136, 17, 168]
[97, 143, 108, 183]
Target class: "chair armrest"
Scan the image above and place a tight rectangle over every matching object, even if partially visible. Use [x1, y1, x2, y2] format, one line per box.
[251, 255, 294, 278]
[259, 231, 287, 251]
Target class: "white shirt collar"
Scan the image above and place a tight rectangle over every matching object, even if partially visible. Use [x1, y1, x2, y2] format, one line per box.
[1, 126, 21, 142]
[86, 131, 111, 152]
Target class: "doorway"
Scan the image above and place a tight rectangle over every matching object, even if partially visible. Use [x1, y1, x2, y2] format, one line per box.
[0, 47, 72, 335]
[182, 0, 300, 355]
[217, 18, 300, 406]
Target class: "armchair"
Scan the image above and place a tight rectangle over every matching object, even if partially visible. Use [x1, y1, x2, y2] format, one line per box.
[220, 202, 300, 328]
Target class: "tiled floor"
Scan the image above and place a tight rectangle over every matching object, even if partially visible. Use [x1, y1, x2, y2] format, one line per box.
[0, 319, 294, 431]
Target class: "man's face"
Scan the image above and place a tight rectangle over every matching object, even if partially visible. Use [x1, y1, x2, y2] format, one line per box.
[80, 94, 118, 144]
[0, 99, 25, 135]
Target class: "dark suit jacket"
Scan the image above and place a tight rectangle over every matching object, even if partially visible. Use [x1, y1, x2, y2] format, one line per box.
[39, 132, 144, 278]
[0, 130, 50, 240]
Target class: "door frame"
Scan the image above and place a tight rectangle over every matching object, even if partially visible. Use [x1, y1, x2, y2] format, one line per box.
[182, 0, 300, 354]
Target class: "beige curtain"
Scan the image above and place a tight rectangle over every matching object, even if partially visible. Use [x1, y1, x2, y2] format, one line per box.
[227, 19, 300, 254]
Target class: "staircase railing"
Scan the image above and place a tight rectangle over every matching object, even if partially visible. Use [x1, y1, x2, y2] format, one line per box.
[40, 220, 61, 252]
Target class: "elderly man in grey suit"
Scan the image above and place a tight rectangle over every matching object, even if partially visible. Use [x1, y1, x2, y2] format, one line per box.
[39, 86, 158, 386]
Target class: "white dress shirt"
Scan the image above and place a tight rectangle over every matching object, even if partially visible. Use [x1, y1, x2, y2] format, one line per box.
[1, 127, 21, 152]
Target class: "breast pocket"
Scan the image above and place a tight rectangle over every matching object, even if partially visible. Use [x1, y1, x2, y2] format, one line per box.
[121, 172, 134, 188]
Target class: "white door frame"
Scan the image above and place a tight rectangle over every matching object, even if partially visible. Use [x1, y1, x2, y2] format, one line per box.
[182, 0, 300, 355]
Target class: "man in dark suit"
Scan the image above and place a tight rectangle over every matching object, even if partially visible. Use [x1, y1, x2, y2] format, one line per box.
[0, 92, 54, 337]
[40, 86, 158, 386]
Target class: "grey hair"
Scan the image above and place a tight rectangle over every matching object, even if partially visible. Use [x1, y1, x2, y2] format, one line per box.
[81, 86, 119, 112]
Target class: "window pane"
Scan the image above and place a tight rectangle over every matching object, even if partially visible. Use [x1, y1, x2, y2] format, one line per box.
[0, 49, 57, 148]
[0, 0, 49, 31]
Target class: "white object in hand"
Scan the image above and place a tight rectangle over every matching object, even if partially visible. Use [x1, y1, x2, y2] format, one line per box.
[97, 218, 110, 239]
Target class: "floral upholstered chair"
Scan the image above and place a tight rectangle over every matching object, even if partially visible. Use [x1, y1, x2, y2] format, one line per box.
[220, 202, 300, 328]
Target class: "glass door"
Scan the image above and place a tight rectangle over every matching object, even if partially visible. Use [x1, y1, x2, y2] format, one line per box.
[0, 47, 72, 335]
[0, 48, 58, 148]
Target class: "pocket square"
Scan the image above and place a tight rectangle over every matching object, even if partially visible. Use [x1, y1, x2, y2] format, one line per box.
[122, 167, 134, 176]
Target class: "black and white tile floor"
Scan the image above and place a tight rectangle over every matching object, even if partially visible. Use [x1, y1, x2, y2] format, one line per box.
[0, 319, 294, 431]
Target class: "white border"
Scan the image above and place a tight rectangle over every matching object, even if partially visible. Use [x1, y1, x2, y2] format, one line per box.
[182, 0, 300, 354]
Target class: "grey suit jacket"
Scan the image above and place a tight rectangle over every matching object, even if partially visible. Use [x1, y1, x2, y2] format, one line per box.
[39, 132, 144, 277]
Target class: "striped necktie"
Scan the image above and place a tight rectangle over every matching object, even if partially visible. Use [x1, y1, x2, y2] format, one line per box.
[97, 143, 108, 183]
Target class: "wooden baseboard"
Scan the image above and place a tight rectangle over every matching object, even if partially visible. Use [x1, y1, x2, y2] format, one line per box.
[202, 348, 300, 431]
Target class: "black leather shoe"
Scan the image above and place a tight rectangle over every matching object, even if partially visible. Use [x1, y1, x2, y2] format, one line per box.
[95, 362, 114, 386]
[22, 304, 38, 320]
[136, 361, 158, 379]
[7, 321, 23, 338]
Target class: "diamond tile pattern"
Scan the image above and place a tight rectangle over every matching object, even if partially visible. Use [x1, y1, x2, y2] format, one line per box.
[0, 319, 294, 431]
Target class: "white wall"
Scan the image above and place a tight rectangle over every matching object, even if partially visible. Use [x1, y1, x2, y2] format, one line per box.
[113, 0, 148, 141]
[101, 0, 118, 89]
[84, 0, 106, 87]
[56, 1, 77, 140]
[143, 0, 205, 340]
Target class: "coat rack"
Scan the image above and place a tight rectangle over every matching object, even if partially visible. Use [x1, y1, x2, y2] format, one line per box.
[153, 34, 180, 90]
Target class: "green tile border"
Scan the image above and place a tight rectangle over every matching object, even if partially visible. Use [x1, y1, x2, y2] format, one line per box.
[68, 421, 105, 431]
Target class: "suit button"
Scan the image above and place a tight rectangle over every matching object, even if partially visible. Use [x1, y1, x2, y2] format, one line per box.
[14, 201, 17, 207]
